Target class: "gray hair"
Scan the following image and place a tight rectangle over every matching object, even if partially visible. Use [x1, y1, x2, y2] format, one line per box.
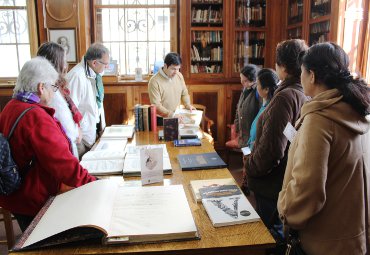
[84, 43, 110, 61]
[13, 57, 59, 95]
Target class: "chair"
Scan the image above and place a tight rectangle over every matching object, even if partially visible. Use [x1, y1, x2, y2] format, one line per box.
[225, 124, 243, 164]
[192, 104, 215, 145]
[0, 207, 15, 249]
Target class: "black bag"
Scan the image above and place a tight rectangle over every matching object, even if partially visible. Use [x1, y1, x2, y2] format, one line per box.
[0, 107, 35, 195]
[285, 229, 307, 255]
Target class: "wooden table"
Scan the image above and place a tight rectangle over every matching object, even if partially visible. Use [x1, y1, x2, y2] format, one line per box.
[11, 131, 275, 255]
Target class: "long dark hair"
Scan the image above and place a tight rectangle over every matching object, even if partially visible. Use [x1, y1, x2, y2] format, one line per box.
[37, 42, 66, 75]
[301, 42, 370, 116]
[257, 68, 279, 99]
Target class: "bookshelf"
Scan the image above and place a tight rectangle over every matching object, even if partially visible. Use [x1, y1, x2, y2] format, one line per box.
[232, 0, 267, 74]
[190, 0, 224, 76]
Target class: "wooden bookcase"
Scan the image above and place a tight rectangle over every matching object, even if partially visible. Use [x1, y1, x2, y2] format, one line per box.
[283, 0, 367, 73]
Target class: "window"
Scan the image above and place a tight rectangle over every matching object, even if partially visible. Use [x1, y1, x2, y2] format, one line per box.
[0, 0, 37, 79]
[93, 0, 177, 77]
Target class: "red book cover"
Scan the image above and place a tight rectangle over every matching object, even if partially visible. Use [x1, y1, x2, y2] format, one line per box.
[150, 105, 157, 132]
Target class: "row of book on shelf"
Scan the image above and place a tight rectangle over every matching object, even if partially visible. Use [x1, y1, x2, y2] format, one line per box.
[235, 42, 264, 59]
[191, 7, 223, 24]
[191, 64, 222, 74]
[191, 45, 223, 62]
[192, 31, 222, 43]
[235, 4, 265, 27]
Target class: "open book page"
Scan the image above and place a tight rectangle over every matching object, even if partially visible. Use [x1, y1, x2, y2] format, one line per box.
[22, 180, 119, 248]
[80, 159, 124, 175]
[174, 109, 203, 127]
[101, 125, 135, 139]
[94, 138, 128, 151]
[107, 185, 197, 242]
[81, 150, 126, 161]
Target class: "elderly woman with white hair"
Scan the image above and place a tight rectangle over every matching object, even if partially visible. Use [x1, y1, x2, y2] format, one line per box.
[0, 57, 96, 232]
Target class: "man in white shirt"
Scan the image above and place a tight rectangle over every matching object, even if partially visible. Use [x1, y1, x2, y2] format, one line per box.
[66, 43, 110, 158]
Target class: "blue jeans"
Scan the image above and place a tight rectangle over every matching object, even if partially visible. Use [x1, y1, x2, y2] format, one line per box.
[254, 193, 284, 241]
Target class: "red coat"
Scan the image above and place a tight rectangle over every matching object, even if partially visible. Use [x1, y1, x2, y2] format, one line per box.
[0, 99, 96, 216]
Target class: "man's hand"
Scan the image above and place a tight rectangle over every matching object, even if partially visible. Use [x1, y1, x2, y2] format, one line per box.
[186, 104, 196, 112]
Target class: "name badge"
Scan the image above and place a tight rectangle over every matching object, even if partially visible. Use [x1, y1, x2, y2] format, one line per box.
[283, 122, 297, 143]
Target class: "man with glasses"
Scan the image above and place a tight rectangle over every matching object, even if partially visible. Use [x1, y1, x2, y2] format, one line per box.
[67, 43, 110, 159]
[0, 57, 96, 231]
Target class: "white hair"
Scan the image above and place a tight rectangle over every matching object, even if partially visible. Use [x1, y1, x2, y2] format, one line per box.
[13, 56, 59, 95]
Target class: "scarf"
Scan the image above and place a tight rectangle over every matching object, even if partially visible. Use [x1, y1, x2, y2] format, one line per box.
[13, 91, 40, 104]
[57, 77, 83, 126]
[95, 74, 104, 109]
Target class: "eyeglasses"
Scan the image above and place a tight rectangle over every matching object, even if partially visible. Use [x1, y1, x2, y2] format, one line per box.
[97, 60, 109, 66]
[50, 84, 59, 92]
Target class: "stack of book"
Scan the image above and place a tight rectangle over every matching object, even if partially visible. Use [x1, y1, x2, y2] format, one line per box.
[134, 104, 157, 132]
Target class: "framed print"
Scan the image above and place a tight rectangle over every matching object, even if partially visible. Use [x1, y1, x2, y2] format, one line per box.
[48, 28, 77, 63]
[104, 60, 118, 76]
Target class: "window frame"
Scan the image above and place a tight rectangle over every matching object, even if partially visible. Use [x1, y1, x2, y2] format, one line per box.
[91, 1, 178, 80]
[0, 1, 38, 83]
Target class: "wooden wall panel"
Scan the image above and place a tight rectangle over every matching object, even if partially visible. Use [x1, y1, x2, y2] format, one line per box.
[103, 93, 127, 126]
[188, 84, 226, 148]
[0, 95, 12, 113]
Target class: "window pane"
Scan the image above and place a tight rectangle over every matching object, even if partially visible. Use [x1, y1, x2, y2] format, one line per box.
[0, 9, 28, 43]
[0, 45, 18, 77]
[0, 0, 26, 6]
[18, 44, 30, 69]
[96, 3, 173, 76]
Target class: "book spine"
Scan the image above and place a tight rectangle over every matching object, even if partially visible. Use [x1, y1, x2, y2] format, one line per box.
[151, 105, 157, 132]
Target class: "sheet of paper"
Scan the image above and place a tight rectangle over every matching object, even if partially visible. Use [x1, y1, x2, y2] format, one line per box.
[80, 159, 124, 175]
[94, 139, 127, 151]
[283, 122, 297, 143]
[108, 185, 197, 238]
[140, 148, 163, 185]
[241, 146, 251, 156]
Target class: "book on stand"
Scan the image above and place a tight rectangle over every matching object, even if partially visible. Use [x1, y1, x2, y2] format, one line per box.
[13, 180, 199, 250]
[177, 152, 227, 171]
[163, 118, 179, 141]
[199, 185, 260, 227]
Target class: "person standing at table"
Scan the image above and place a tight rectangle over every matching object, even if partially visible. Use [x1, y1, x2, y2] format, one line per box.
[37, 42, 82, 158]
[278, 42, 370, 255]
[0, 57, 96, 231]
[66, 43, 110, 158]
[244, 39, 308, 239]
[148, 52, 195, 125]
[226, 64, 261, 149]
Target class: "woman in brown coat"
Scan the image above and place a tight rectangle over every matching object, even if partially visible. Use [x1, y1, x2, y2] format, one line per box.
[278, 42, 370, 254]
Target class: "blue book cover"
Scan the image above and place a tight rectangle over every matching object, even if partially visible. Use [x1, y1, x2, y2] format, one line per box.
[177, 152, 227, 170]
[174, 138, 201, 147]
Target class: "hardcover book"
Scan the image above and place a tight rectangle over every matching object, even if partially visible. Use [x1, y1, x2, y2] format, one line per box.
[101, 125, 135, 139]
[163, 118, 179, 141]
[189, 178, 237, 202]
[179, 128, 198, 139]
[202, 194, 260, 227]
[177, 152, 227, 171]
[13, 180, 199, 250]
[199, 185, 260, 227]
[174, 138, 201, 147]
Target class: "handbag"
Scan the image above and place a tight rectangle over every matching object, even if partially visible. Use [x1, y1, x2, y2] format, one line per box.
[284, 228, 307, 255]
[0, 107, 35, 195]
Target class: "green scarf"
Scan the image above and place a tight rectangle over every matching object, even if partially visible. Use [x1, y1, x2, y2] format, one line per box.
[95, 74, 104, 108]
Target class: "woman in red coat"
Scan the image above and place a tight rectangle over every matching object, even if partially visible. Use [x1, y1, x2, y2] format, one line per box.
[0, 57, 96, 231]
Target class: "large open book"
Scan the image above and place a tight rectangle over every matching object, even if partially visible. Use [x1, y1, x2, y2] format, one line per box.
[13, 180, 199, 250]
[101, 125, 135, 139]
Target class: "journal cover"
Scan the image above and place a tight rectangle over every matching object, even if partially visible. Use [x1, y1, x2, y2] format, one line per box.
[177, 152, 227, 170]
[174, 138, 201, 147]
[163, 118, 179, 141]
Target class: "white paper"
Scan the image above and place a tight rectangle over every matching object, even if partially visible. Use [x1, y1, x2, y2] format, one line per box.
[94, 139, 127, 151]
[81, 150, 125, 161]
[80, 159, 124, 175]
[101, 125, 135, 139]
[283, 122, 297, 143]
[241, 146, 251, 156]
[174, 109, 203, 127]
[140, 148, 163, 185]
